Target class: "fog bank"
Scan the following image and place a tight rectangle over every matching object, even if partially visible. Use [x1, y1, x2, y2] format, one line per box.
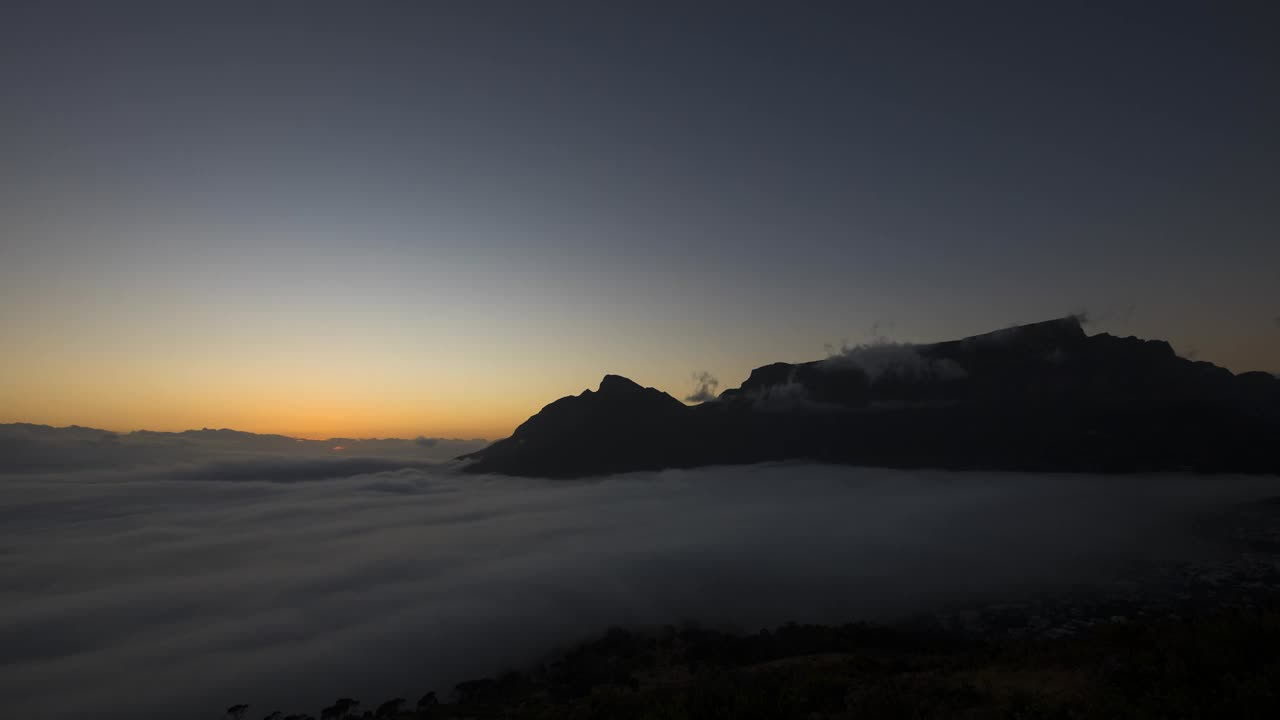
[1, 460, 1275, 719]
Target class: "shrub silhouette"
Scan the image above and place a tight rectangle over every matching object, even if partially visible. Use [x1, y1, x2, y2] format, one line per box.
[319, 698, 359, 720]
[226, 704, 249, 720]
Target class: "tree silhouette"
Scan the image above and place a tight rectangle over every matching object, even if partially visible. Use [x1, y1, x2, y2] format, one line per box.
[263, 712, 282, 720]
[321, 697, 361, 720]
[375, 698, 404, 717]
[416, 691, 437, 709]
[226, 704, 249, 720]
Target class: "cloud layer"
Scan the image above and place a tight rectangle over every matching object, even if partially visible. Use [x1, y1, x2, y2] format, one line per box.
[1, 457, 1275, 719]
[684, 371, 720, 403]
[822, 340, 966, 381]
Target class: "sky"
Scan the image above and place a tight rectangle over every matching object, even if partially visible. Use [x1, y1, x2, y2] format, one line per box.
[2, 1, 1278, 439]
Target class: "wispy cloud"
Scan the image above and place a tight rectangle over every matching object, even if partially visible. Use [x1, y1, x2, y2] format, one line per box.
[821, 340, 966, 381]
[684, 371, 720, 403]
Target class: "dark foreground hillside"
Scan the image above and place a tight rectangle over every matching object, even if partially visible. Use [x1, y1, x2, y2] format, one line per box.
[234, 611, 1280, 720]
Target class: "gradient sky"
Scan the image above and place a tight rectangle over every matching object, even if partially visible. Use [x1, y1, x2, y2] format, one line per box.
[2, 2, 1278, 439]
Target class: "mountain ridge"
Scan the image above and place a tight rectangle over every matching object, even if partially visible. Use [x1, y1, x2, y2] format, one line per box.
[0, 423, 489, 474]
[461, 317, 1280, 477]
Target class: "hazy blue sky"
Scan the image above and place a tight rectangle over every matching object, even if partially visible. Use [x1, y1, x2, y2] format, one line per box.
[2, 1, 1277, 437]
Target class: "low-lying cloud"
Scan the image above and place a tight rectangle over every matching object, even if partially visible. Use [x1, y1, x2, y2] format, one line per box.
[821, 340, 966, 381]
[684, 371, 720, 403]
[1, 454, 1276, 719]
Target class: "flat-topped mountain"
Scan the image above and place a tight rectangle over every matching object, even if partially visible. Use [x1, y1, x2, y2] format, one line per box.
[461, 318, 1280, 477]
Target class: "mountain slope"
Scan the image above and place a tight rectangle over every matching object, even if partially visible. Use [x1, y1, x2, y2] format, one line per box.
[461, 318, 1280, 477]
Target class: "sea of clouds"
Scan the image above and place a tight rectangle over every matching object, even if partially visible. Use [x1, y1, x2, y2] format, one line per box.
[2, 452, 1277, 719]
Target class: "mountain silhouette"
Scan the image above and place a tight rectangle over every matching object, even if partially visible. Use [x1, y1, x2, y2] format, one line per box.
[461, 318, 1280, 477]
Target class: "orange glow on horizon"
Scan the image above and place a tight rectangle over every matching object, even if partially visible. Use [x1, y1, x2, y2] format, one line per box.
[0, 377, 537, 441]
[0, 315, 707, 441]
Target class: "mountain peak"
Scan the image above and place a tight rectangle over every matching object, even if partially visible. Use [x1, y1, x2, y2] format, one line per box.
[958, 316, 1087, 347]
[598, 374, 644, 394]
